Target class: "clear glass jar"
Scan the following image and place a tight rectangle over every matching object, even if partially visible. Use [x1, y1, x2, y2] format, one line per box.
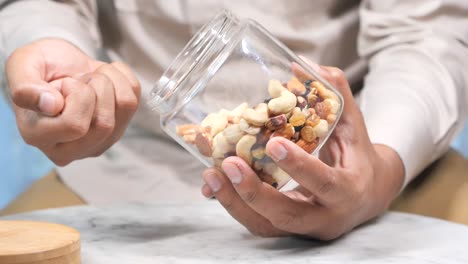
[148, 10, 344, 189]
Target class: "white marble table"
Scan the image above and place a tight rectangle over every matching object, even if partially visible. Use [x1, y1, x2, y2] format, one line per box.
[3, 202, 468, 263]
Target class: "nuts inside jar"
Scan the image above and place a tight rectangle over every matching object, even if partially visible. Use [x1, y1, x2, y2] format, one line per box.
[176, 76, 340, 189]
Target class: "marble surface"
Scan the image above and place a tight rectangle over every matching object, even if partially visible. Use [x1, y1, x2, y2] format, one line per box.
[2, 202, 468, 263]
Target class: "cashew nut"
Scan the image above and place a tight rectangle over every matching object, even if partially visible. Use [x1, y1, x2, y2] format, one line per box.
[201, 112, 228, 136]
[268, 90, 297, 115]
[268, 79, 285, 98]
[242, 103, 268, 126]
[223, 124, 245, 144]
[313, 119, 329, 138]
[226, 102, 248, 123]
[212, 132, 235, 159]
[239, 118, 261, 135]
[251, 146, 266, 160]
[236, 134, 257, 165]
[264, 163, 290, 185]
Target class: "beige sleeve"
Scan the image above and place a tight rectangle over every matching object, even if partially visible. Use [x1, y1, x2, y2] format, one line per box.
[358, 0, 468, 187]
[0, 0, 101, 101]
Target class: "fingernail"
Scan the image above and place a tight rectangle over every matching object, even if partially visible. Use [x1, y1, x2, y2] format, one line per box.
[223, 163, 243, 184]
[203, 173, 222, 192]
[269, 142, 288, 162]
[38, 92, 56, 115]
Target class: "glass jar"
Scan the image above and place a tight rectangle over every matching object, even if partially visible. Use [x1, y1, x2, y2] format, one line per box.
[148, 10, 344, 189]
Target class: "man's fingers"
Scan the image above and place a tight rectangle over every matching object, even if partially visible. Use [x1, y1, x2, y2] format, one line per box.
[7, 46, 64, 115]
[52, 73, 116, 163]
[265, 137, 343, 205]
[221, 157, 323, 234]
[202, 168, 287, 237]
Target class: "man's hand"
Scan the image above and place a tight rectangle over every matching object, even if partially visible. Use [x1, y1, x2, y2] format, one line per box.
[201, 61, 405, 240]
[6, 38, 140, 165]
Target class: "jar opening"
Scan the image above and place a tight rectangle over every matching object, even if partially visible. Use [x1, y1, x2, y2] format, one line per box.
[148, 10, 240, 115]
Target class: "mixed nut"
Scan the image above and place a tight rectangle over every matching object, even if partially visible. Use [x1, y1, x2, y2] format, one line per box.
[176, 76, 341, 188]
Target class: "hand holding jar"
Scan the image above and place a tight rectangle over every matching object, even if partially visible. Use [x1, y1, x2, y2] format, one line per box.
[150, 11, 405, 240]
[201, 61, 404, 240]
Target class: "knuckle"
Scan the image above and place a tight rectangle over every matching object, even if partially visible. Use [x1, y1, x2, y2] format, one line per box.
[240, 189, 259, 204]
[94, 114, 115, 134]
[117, 95, 139, 111]
[271, 210, 298, 230]
[318, 176, 336, 196]
[327, 67, 345, 80]
[10, 88, 25, 106]
[64, 118, 90, 138]
[111, 61, 141, 94]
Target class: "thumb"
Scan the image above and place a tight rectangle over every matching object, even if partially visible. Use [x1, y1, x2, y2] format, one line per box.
[6, 46, 64, 116]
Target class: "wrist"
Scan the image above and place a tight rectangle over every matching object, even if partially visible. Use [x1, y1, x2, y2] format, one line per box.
[372, 144, 405, 208]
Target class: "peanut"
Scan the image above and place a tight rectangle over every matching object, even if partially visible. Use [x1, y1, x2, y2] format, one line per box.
[251, 146, 266, 160]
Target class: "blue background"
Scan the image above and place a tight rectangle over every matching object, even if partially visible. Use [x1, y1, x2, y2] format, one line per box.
[0, 95, 53, 209]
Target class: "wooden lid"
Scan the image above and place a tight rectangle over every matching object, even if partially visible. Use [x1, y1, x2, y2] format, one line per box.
[0, 221, 80, 264]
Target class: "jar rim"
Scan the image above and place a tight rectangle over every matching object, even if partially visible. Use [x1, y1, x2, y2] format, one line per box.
[148, 10, 239, 114]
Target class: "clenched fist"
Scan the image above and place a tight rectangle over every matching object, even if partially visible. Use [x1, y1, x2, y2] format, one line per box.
[6, 38, 140, 165]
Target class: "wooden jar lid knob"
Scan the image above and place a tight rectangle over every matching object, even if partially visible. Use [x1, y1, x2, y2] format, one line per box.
[0, 221, 80, 264]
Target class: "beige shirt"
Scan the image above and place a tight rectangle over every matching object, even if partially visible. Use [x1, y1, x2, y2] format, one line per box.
[1, 0, 467, 204]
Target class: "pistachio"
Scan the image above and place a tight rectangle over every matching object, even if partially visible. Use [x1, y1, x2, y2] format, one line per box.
[265, 114, 287, 130]
[296, 96, 307, 109]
